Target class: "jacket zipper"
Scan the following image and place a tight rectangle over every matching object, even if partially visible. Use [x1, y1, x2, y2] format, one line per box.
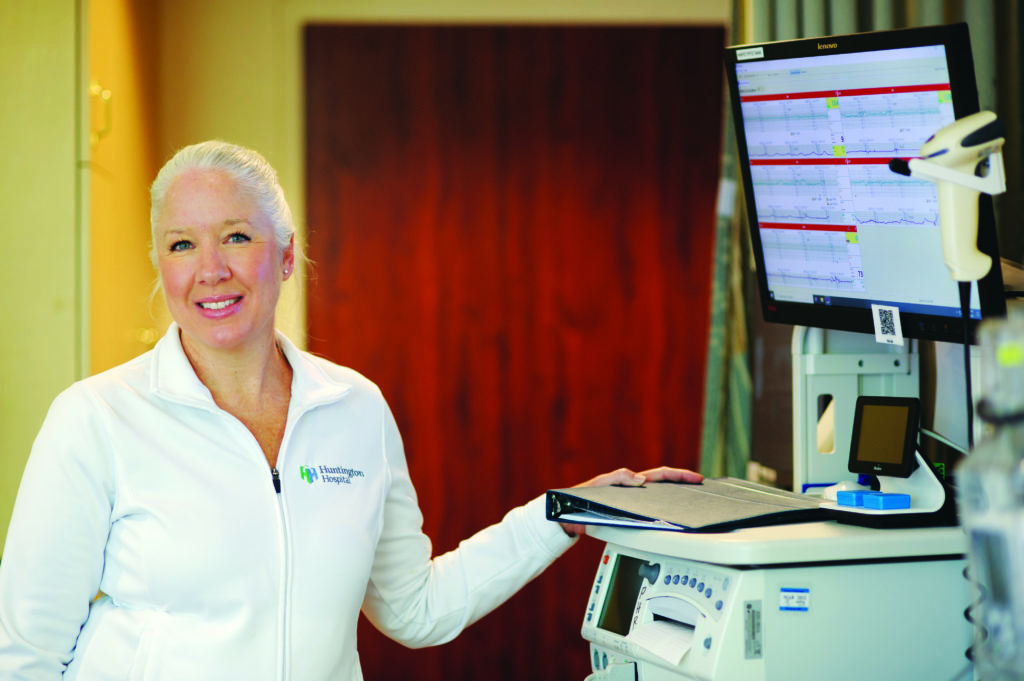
[271, 466, 290, 681]
[271, 406, 301, 681]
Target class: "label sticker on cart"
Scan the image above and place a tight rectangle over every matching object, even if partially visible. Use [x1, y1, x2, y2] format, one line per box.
[744, 601, 763, 659]
[779, 588, 810, 612]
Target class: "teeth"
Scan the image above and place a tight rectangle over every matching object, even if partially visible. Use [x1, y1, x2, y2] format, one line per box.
[198, 298, 240, 310]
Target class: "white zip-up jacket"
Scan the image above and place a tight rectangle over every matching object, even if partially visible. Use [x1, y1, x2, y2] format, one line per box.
[0, 325, 575, 680]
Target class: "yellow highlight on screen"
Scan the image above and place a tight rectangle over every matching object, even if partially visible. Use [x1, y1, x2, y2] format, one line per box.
[833, 145, 846, 157]
[827, 97, 839, 108]
[997, 341, 1024, 367]
[846, 233, 859, 244]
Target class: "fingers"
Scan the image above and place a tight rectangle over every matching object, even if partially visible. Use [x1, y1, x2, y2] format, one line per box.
[574, 467, 644, 489]
[573, 466, 703, 489]
[638, 466, 703, 484]
[599, 468, 646, 486]
[558, 521, 589, 538]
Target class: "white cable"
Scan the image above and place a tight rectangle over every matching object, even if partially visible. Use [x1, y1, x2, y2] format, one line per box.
[920, 427, 969, 456]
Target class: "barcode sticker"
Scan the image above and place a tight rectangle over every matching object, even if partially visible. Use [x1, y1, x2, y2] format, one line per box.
[736, 47, 764, 61]
[779, 588, 810, 612]
[871, 304, 904, 346]
[744, 601, 763, 658]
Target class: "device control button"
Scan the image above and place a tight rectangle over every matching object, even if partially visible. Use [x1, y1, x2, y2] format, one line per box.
[723, 577, 730, 591]
[681, 574, 688, 585]
[716, 600, 724, 611]
[602, 653, 608, 669]
[672, 575, 680, 585]
[689, 577, 697, 587]
[586, 613, 592, 622]
[697, 582, 705, 592]
[705, 588, 713, 598]
[639, 562, 661, 584]
[664, 575, 671, 585]
[704, 637, 712, 650]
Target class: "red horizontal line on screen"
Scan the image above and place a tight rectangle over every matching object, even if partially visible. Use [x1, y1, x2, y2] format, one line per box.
[740, 83, 950, 102]
[750, 157, 899, 166]
[759, 222, 857, 232]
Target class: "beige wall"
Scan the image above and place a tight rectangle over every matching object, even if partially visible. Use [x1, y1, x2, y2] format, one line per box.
[0, 1, 84, 551]
[89, 0, 166, 374]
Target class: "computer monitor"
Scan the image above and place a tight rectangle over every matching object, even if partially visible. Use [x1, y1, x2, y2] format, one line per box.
[724, 23, 1005, 343]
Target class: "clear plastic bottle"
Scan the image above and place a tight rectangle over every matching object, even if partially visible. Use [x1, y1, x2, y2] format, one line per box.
[957, 310, 1024, 680]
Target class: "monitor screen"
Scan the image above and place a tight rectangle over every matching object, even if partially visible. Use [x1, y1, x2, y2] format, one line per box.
[724, 23, 1005, 343]
[596, 554, 645, 636]
[849, 395, 920, 478]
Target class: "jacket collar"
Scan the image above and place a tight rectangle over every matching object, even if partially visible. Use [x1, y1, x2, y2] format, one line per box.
[150, 323, 352, 412]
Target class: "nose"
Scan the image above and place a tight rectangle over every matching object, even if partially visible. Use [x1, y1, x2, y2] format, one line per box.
[198, 245, 230, 284]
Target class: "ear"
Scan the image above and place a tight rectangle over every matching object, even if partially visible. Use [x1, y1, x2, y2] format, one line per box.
[282, 234, 296, 280]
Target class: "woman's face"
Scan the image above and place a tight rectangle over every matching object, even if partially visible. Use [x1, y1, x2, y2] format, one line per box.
[154, 169, 294, 357]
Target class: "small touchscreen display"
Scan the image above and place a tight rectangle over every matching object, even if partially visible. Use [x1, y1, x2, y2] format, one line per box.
[596, 554, 645, 636]
[848, 396, 920, 478]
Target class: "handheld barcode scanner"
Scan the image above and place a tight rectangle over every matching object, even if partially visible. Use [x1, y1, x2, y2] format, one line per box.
[889, 111, 1006, 281]
[889, 111, 1007, 450]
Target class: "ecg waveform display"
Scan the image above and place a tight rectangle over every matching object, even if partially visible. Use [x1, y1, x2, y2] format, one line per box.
[741, 86, 951, 160]
[749, 162, 939, 228]
[760, 225, 865, 292]
[739, 83, 954, 293]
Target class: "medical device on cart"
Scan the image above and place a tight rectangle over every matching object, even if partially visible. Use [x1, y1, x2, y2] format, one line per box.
[580, 524, 968, 681]
[566, 23, 1013, 681]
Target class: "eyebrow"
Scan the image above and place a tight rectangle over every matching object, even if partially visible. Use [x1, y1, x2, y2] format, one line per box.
[162, 219, 252, 235]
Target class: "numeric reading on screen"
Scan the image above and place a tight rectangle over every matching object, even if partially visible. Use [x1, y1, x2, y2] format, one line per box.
[734, 46, 972, 316]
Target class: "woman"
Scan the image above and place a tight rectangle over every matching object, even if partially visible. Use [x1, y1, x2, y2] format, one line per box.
[0, 141, 701, 680]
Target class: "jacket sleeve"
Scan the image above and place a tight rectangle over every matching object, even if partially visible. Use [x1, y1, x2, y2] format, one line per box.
[0, 386, 114, 679]
[360, 406, 576, 648]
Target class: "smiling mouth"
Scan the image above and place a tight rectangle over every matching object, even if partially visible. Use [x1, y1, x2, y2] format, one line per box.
[197, 297, 241, 311]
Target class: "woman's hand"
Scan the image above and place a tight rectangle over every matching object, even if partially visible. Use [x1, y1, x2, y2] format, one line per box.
[559, 466, 703, 538]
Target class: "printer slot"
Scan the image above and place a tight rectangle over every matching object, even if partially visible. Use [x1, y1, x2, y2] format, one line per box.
[625, 596, 702, 666]
[648, 595, 702, 628]
[653, 613, 696, 631]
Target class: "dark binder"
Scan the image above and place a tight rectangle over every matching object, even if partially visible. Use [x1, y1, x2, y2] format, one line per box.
[546, 477, 826, 533]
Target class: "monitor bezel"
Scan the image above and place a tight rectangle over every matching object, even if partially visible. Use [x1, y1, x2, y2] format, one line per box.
[723, 23, 1006, 344]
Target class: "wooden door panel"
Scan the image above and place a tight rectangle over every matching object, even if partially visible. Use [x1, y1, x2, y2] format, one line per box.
[306, 24, 724, 681]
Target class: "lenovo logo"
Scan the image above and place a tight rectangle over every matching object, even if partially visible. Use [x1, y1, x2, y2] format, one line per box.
[818, 42, 838, 50]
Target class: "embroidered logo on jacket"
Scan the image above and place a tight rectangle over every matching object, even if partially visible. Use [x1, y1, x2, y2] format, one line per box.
[298, 465, 365, 486]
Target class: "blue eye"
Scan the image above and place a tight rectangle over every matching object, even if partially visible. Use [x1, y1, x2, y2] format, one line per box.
[227, 232, 251, 244]
[169, 240, 193, 252]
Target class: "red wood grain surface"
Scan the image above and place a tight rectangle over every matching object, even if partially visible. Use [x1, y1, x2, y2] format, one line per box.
[305, 24, 725, 681]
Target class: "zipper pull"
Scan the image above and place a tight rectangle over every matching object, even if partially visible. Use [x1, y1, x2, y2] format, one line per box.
[271, 467, 282, 494]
